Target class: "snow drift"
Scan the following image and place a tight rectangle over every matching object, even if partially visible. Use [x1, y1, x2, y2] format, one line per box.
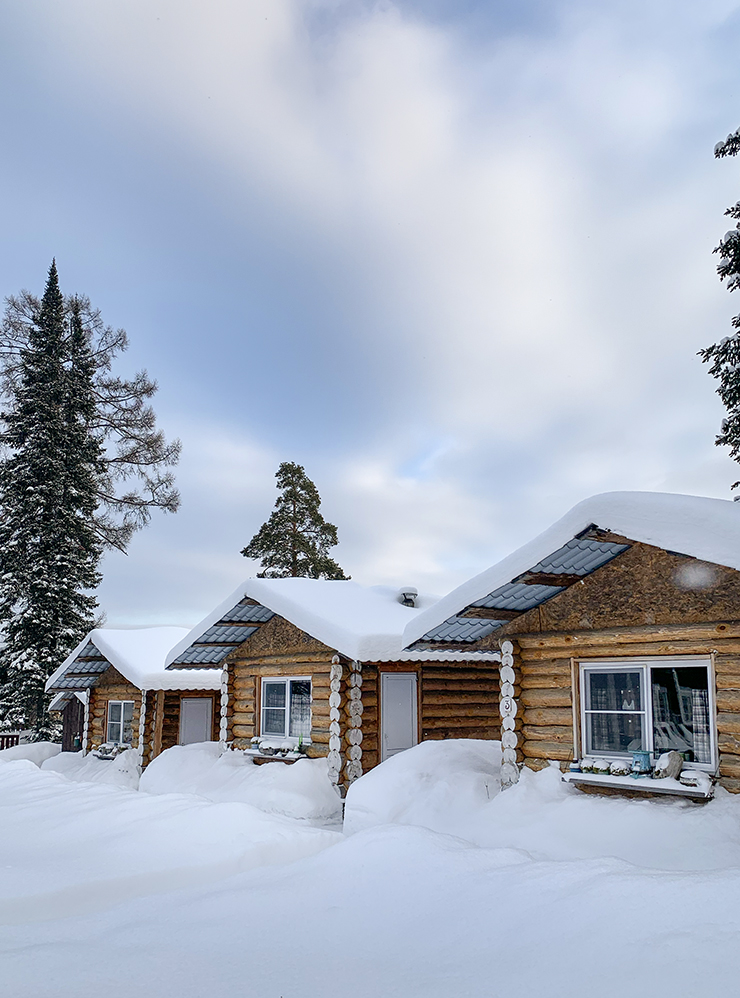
[0, 741, 61, 767]
[140, 743, 343, 823]
[42, 748, 141, 789]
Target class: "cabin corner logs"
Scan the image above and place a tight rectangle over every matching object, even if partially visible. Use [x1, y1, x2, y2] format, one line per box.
[479, 539, 740, 793]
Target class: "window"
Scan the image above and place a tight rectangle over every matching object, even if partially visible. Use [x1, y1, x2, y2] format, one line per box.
[106, 700, 134, 745]
[260, 678, 311, 741]
[580, 659, 715, 770]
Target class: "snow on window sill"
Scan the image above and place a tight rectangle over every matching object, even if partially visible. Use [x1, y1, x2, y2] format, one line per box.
[562, 771, 714, 799]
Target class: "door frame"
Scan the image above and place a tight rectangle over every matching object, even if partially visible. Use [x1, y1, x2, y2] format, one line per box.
[379, 668, 420, 762]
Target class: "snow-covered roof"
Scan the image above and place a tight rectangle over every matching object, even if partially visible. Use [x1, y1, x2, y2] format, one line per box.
[166, 578, 500, 667]
[46, 627, 222, 693]
[403, 491, 740, 648]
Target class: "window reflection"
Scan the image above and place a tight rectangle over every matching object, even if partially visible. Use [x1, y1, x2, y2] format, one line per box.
[651, 667, 711, 764]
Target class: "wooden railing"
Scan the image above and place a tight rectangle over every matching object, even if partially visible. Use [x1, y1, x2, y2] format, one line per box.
[0, 733, 20, 750]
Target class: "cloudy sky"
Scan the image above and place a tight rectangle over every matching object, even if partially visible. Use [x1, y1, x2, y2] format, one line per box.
[1, 0, 740, 625]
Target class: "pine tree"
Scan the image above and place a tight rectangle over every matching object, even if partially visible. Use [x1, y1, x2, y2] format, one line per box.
[0, 264, 103, 736]
[1, 289, 180, 552]
[242, 462, 349, 579]
[700, 126, 740, 488]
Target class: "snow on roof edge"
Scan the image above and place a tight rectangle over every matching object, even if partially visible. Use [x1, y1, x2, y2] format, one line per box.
[403, 491, 740, 648]
[46, 627, 222, 693]
[166, 578, 500, 667]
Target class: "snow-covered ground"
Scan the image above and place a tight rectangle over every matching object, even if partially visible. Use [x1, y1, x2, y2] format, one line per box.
[2, 739, 740, 997]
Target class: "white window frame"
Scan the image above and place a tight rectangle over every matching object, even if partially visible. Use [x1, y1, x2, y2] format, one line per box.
[260, 677, 312, 745]
[579, 656, 717, 772]
[106, 699, 135, 745]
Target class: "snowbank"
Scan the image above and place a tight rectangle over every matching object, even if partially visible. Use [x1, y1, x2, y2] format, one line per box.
[0, 759, 340, 921]
[6, 739, 740, 997]
[346, 740, 740, 871]
[140, 743, 343, 823]
[344, 738, 501, 835]
[41, 748, 141, 790]
[0, 741, 61, 766]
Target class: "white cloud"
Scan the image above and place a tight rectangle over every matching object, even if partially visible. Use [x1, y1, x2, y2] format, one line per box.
[14, 0, 740, 619]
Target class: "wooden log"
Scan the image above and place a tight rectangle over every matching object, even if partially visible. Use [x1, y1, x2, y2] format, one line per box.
[519, 643, 719, 662]
[522, 725, 574, 743]
[231, 711, 255, 726]
[422, 716, 499, 730]
[716, 691, 740, 712]
[231, 679, 259, 692]
[422, 728, 500, 740]
[422, 705, 497, 719]
[717, 712, 740, 735]
[232, 655, 333, 668]
[232, 724, 254, 738]
[523, 757, 552, 772]
[718, 732, 740, 755]
[716, 675, 740, 690]
[720, 754, 740, 779]
[520, 674, 573, 690]
[520, 662, 572, 676]
[516, 622, 740, 648]
[522, 707, 574, 726]
[711, 654, 740, 669]
[520, 689, 572, 708]
[421, 680, 499, 692]
[718, 776, 740, 794]
[421, 694, 499, 706]
[521, 741, 573, 762]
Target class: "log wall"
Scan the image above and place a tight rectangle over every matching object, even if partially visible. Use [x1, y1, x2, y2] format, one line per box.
[223, 615, 501, 784]
[85, 667, 142, 753]
[141, 689, 220, 767]
[86, 674, 220, 766]
[225, 614, 337, 758]
[333, 661, 500, 772]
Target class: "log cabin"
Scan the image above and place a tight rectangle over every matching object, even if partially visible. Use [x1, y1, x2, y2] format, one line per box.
[45, 627, 222, 767]
[165, 579, 500, 792]
[402, 491, 740, 800]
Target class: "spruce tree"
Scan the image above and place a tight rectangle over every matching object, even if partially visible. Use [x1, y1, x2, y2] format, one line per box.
[0, 264, 103, 736]
[1, 288, 180, 552]
[700, 126, 740, 487]
[242, 462, 349, 579]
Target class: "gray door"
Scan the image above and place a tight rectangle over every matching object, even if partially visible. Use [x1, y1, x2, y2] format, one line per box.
[381, 673, 418, 761]
[179, 697, 213, 745]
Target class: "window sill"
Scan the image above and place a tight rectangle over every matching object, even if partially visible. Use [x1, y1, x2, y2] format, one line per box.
[243, 747, 305, 765]
[562, 771, 713, 800]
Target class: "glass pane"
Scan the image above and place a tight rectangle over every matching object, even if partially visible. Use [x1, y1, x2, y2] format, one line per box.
[289, 681, 311, 738]
[586, 712, 643, 754]
[122, 703, 134, 745]
[107, 719, 120, 743]
[108, 702, 122, 722]
[262, 707, 286, 736]
[587, 671, 642, 712]
[263, 682, 286, 709]
[651, 666, 712, 764]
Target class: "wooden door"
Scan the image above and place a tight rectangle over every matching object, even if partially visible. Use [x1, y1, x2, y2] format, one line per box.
[62, 697, 85, 752]
[380, 673, 418, 762]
